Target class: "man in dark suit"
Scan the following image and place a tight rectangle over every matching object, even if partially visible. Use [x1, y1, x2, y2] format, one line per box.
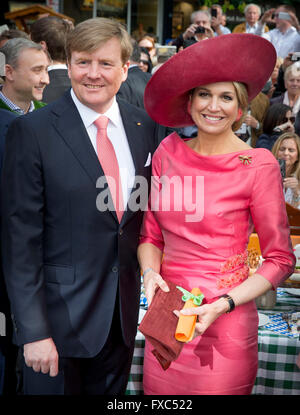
[0, 109, 19, 396]
[117, 39, 151, 108]
[1, 17, 159, 395]
[30, 16, 72, 103]
[0, 40, 49, 394]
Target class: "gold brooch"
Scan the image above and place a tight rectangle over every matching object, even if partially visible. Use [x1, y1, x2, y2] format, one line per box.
[239, 155, 252, 165]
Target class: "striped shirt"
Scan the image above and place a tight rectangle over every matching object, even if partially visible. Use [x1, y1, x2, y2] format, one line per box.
[0, 86, 34, 114]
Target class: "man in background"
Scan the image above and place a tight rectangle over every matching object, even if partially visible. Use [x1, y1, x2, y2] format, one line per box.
[171, 10, 214, 51]
[261, 5, 300, 58]
[30, 16, 72, 103]
[0, 39, 49, 395]
[0, 28, 29, 48]
[117, 39, 151, 108]
[0, 38, 49, 113]
[233, 4, 269, 34]
[210, 4, 231, 36]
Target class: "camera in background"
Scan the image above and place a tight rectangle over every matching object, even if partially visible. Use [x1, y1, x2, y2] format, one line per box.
[211, 8, 217, 18]
[291, 52, 300, 62]
[195, 26, 206, 34]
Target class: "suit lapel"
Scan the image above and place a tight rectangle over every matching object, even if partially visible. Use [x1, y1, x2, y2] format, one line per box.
[51, 92, 104, 186]
[118, 99, 149, 225]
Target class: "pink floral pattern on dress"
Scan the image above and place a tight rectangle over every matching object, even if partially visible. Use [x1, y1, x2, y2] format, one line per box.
[217, 251, 249, 289]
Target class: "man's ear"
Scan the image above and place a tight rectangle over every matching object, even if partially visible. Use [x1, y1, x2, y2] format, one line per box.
[39, 40, 48, 51]
[66, 60, 71, 79]
[4, 64, 14, 81]
[122, 60, 130, 82]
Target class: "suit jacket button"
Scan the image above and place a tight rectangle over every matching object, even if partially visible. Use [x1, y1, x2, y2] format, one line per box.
[119, 228, 123, 236]
[112, 266, 118, 273]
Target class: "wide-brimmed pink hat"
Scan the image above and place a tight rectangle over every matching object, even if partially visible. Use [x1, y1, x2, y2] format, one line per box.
[144, 34, 276, 127]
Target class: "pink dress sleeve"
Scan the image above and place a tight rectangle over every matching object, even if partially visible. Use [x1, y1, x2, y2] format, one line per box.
[250, 159, 295, 288]
[139, 149, 165, 252]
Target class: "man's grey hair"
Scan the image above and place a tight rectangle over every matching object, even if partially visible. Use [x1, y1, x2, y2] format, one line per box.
[0, 38, 44, 68]
[211, 4, 223, 14]
[191, 10, 211, 23]
[244, 4, 261, 16]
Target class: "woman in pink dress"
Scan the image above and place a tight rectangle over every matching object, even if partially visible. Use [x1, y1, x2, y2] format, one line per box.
[137, 34, 295, 395]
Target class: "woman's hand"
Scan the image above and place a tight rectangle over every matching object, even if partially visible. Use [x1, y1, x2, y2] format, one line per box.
[275, 121, 295, 133]
[143, 269, 169, 305]
[173, 298, 229, 339]
[244, 114, 259, 129]
[283, 176, 299, 190]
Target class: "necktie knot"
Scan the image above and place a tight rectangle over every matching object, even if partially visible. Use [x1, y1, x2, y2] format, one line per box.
[94, 115, 109, 130]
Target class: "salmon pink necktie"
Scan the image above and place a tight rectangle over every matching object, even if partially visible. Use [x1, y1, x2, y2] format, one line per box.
[94, 115, 124, 222]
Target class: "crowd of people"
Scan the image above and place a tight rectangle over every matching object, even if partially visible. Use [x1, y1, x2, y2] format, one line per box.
[0, 3, 299, 397]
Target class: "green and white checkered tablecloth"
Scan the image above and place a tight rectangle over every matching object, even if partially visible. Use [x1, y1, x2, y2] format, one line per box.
[126, 289, 300, 395]
[252, 288, 300, 395]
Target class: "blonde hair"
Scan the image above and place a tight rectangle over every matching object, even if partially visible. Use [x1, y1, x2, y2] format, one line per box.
[232, 82, 248, 131]
[66, 17, 132, 64]
[272, 132, 300, 181]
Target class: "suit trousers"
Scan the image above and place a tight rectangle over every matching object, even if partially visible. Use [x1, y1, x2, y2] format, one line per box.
[21, 297, 135, 395]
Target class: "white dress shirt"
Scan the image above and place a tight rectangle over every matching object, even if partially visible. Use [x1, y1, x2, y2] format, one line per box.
[70, 89, 135, 208]
[47, 63, 68, 71]
[263, 26, 300, 58]
[214, 25, 231, 36]
[246, 22, 264, 35]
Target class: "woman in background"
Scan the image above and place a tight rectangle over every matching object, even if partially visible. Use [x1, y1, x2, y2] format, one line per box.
[139, 47, 153, 73]
[138, 35, 157, 67]
[272, 132, 300, 208]
[256, 103, 295, 150]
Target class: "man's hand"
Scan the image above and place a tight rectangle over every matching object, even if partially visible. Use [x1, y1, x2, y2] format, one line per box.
[182, 24, 198, 40]
[260, 8, 276, 25]
[23, 337, 59, 377]
[211, 15, 222, 31]
[288, 12, 300, 31]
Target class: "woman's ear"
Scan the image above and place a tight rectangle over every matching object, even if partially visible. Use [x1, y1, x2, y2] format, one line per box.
[236, 108, 243, 122]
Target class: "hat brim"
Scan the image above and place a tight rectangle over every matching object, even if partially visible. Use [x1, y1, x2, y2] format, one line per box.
[144, 34, 276, 127]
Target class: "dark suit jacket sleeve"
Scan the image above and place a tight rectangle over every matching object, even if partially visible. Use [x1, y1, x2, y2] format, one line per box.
[1, 117, 52, 345]
[0, 110, 19, 316]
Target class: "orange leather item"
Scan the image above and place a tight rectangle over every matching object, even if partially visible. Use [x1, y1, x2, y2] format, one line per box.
[175, 287, 202, 342]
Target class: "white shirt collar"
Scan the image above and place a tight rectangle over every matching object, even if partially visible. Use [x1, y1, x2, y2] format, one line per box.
[48, 63, 68, 71]
[70, 88, 120, 129]
[246, 22, 258, 30]
[278, 25, 296, 35]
